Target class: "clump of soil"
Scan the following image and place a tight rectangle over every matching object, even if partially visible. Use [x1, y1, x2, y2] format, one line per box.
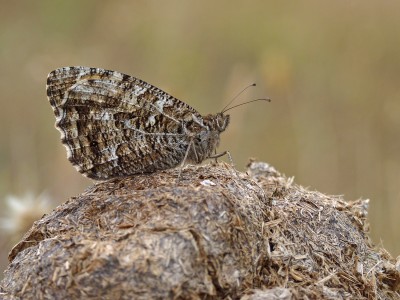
[1, 162, 399, 299]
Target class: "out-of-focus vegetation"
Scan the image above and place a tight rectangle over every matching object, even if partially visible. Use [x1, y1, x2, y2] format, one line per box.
[0, 0, 399, 276]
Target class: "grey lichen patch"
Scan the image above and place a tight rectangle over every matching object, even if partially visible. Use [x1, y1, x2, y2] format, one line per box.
[1, 162, 399, 299]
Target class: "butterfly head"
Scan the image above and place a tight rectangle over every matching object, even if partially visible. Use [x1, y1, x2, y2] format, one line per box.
[213, 112, 230, 133]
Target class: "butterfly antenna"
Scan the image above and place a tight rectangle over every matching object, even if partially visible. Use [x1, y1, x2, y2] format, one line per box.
[221, 83, 256, 113]
[222, 98, 271, 113]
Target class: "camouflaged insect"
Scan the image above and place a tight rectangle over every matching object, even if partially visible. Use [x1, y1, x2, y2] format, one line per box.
[46, 67, 230, 180]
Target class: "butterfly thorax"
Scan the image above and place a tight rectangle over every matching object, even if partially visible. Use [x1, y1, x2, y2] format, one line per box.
[186, 113, 230, 164]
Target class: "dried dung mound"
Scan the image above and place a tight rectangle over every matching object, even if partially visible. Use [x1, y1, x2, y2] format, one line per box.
[1, 161, 399, 299]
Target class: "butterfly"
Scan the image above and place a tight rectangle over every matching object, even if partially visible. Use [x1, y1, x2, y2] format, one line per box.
[46, 67, 230, 180]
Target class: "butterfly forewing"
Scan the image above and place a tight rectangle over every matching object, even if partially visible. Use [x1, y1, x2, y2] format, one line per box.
[46, 67, 203, 179]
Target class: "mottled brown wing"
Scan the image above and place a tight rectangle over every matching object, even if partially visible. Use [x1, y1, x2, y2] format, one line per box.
[46, 66, 202, 180]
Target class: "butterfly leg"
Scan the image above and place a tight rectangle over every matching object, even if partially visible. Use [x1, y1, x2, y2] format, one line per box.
[209, 151, 228, 161]
[177, 139, 194, 183]
[211, 149, 220, 164]
[209, 151, 236, 170]
[208, 150, 231, 170]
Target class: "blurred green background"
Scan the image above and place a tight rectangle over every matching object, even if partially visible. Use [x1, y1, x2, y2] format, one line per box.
[1, 0, 399, 275]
